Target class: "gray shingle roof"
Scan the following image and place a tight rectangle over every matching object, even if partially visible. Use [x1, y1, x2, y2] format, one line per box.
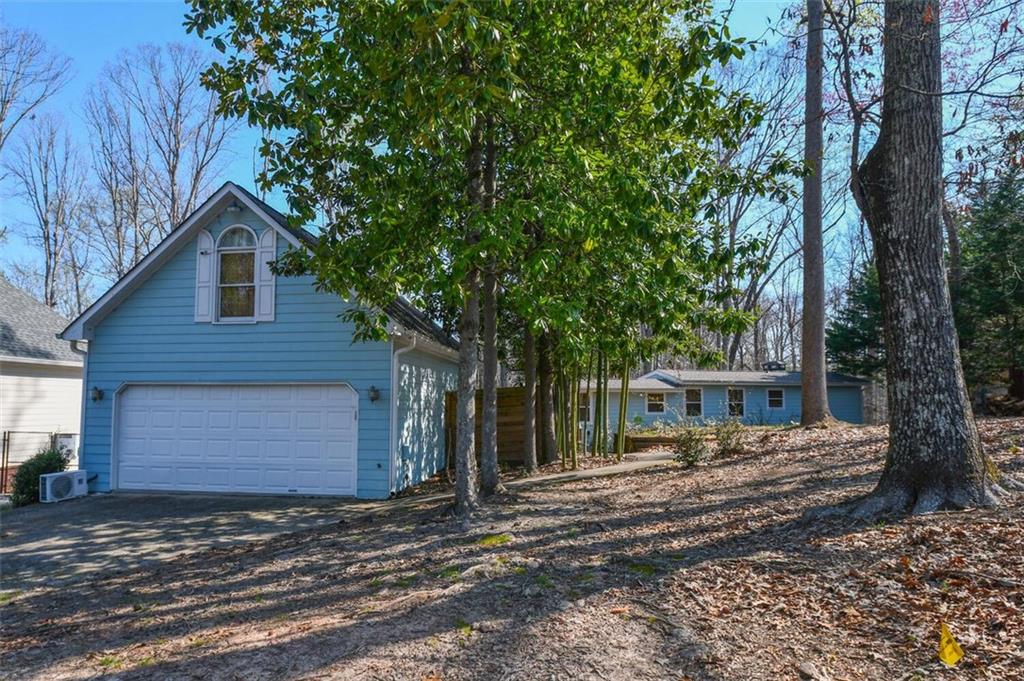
[0, 277, 82, 364]
[651, 369, 868, 386]
[587, 369, 867, 391]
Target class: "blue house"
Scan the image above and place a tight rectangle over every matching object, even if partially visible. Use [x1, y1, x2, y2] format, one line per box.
[60, 182, 457, 499]
[587, 368, 866, 428]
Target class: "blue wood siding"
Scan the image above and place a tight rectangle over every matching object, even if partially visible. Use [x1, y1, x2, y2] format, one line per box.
[80, 206, 395, 499]
[395, 347, 457, 492]
[593, 383, 863, 431]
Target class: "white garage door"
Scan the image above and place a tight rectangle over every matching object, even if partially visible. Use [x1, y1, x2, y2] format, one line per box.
[115, 384, 358, 495]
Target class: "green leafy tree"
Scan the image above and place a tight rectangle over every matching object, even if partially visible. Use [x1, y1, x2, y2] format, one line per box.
[958, 171, 1024, 399]
[826, 262, 885, 380]
[185, 0, 790, 517]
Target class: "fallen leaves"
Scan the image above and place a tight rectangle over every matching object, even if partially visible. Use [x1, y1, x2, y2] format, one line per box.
[1, 419, 1022, 680]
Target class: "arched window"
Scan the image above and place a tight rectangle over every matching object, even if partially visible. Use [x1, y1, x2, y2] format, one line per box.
[217, 226, 257, 319]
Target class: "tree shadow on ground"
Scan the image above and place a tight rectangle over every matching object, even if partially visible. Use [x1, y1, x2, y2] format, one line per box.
[3, 422, 1022, 680]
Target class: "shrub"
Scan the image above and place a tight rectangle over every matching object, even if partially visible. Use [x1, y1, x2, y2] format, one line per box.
[10, 448, 71, 508]
[673, 426, 709, 467]
[714, 419, 746, 458]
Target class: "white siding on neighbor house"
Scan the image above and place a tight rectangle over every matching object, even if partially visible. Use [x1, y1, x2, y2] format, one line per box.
[0, 360, 82, 464]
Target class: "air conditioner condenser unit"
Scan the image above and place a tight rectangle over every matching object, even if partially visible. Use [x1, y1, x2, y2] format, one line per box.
[39, 470, 88, 503]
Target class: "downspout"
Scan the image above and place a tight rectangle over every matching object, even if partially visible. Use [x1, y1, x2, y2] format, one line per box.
[67, 339, 97, 485]
[389, 333, 417, 497]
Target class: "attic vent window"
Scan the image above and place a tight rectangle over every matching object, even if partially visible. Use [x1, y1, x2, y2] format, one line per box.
[761, 361, 786, 372]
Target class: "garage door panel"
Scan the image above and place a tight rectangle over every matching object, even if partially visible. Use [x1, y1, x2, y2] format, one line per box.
[266, 411, 292, 430]
[116, 383, 358, 495]
[206, 439, 234, 459]
[237, 411, 262, 430]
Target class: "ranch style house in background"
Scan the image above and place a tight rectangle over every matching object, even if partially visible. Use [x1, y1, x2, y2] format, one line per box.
[60, 182, 458, 500]
[585, 368, 866, 428]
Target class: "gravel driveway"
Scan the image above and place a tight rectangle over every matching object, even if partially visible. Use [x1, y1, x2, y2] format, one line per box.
[0, 493, 381, 590]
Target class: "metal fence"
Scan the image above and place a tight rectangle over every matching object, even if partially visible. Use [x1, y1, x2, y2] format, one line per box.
[0, 431, 79, 493]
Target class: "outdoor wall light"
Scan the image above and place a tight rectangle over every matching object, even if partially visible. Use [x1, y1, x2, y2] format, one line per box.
[90, 386, 104, 402]
[225, 201, 243, 213]
[367, 385, 381, 402]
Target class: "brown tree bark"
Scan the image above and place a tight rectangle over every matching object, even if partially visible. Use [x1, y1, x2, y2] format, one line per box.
[800, 0, 833, 426]
[454, 115, 483, 519]
[538, 332, 558, 464]
[522, 325, 539, 474]
[848, 0, 1011, 515]
[480, 117, 502, 496]
[942, 202, 962, 303]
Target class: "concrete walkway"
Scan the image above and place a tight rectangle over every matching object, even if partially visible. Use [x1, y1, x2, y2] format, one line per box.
[0, 450, 672, 591]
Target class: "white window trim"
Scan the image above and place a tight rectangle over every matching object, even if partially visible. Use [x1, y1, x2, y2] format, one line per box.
[214, 224, 259, 324]
[766, 387, 785, 410]
[645, 391, 666, 415]
[727, 387, 746, 417]
[683, 387, 703, 418]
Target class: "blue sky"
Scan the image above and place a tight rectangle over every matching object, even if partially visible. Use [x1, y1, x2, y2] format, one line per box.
[0, 0, 787, 269]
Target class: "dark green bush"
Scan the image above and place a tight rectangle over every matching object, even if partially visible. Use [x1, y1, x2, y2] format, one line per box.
[10, 448, 70, 508]
[714, 419, 746, 458]
[673, 426, 709, 467]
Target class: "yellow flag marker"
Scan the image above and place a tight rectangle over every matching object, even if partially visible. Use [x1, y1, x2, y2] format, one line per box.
[939, 621, 964, 667]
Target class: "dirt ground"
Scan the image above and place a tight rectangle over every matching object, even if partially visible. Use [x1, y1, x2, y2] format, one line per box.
[2, 418, 1022, 681]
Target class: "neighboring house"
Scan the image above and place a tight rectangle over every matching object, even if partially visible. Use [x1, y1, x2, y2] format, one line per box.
[59, 182, 457, 499]
[585, 368, 867, 428]
[1, 278, 84, 475]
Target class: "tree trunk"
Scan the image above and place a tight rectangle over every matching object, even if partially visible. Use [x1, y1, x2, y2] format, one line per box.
[800, 0, 833, 426]
[850, 0, 1003, 515]
[942, 202, 962, 303]
[455, 268, 481, 518]
[538, 332, 558, 464]
[479, 116, 502, 497]
[480, 268, 501, 495]
[615, 358, 631, 461]
[522, 325, 539, 474]
[454, 114, 484, 519]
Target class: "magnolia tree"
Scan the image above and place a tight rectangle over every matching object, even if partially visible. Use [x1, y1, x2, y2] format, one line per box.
[186, 0, 792, 518]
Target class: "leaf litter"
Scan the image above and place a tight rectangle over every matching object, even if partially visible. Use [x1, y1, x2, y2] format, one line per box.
[1, 418, 1022, 680]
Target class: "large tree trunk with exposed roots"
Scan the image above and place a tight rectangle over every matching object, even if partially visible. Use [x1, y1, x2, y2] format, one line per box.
[849, 0, 1011, 516]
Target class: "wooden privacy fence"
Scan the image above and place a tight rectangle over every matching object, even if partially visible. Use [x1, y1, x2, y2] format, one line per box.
[444, 387, 540, 466]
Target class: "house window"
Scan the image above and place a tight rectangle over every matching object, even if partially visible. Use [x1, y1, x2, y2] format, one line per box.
[646, 392, 665, 414]
[727, 388, 745, 417]
[578, 395, 590, 422]
[217, 227, 256, 319]
[684, 388, 702, 417]
[767, 388, 785, 409]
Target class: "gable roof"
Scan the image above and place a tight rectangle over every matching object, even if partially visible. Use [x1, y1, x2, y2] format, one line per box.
[61, 182, 456, 351]
[0, 277, 81, 365]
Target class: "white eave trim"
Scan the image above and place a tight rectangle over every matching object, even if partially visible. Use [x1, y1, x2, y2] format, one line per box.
[389, 325, 458, 361]
[0, 354, 83, 368]
[60, 182, 302, 341]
